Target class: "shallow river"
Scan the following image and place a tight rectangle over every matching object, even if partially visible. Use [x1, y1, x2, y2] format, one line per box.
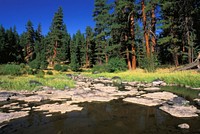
[0, 99, 200, 134]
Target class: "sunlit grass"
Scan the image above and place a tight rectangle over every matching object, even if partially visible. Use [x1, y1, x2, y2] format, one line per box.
[83, 68, 200, 87]
[0, 74, 75, 91]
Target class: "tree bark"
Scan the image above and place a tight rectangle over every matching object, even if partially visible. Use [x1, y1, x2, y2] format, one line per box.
[126, 46, 132, 70]
[85, 37, 90, 67]
[53, 40, 58, 66]
[151, 4, 156, 53]
[129, 12, 136, 70]
[185, 17, 192, 63]
[142, 0, 150, 57]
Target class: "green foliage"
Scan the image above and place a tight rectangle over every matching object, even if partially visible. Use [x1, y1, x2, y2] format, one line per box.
[29, 59, 40, 69]
[54, 64, 62, 71]
[35, 70, 45, 78]
[61, 65, 68, 72]
[0, 74, 75, 90]
[46, 70, 53, 75]
[0, 64, 22, 76]
[140, 55, 159, 72]
[107, 57, 127, 72]
[92, 64, 108, 73]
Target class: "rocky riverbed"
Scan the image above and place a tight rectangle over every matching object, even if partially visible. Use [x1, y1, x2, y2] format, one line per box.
[0, 75, 200, 126]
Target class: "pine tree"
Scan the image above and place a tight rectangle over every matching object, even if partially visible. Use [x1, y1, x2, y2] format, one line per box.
[24, 20, 35, 63]
[110, 0, 136, 70]
[48, 7, 66, 66]
[93, 0, 111, 64]
[85, 26, 94, 67]
[70, 35, 80, 71]
[0, 25, 7, 63]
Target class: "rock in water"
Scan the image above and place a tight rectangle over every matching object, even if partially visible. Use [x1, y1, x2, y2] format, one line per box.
[112, 76, 122, 87]
[178, 123, 190, 129]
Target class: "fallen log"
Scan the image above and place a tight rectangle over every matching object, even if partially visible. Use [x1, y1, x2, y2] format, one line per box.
[174, 53, 200, 71]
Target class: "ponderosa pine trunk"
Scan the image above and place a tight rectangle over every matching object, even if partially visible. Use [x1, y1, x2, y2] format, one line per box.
[142, 0, 150, 57]
[126, 46, 132, 70]
[185, 17, 192, 63]
[151, 4, 156, 53]
[129, 12, 136, 70]
[52, 40, 58, 66]
[85, 38, 90, 67]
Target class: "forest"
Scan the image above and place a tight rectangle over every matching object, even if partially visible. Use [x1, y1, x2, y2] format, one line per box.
[0, 0, 200, 73]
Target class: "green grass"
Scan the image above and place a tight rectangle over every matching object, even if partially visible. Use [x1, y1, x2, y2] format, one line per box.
[82, 68, 200, 87]
[0, 74, 75, 91]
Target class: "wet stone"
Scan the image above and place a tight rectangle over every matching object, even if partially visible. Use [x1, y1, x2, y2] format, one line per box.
[178, 123, 190, 129]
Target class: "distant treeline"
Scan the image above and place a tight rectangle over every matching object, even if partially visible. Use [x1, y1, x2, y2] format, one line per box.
[0, 0, 200, 72]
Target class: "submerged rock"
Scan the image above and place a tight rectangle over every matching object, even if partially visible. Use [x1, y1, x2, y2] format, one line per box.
[159, 105, 198, 117]
[178, 123, 190, 129]
[0, 111, 29, 124]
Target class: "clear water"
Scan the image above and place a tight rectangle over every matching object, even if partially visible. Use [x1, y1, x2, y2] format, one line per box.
[0, 99, 200, 134]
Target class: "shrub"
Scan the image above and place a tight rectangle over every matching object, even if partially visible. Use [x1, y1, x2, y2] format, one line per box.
[36, 70, 45, 78]
[140, 55, 159, 72]
[61, 65, 68, 72]
[54, 64, 62, 71]
[0, 64, 22, 76]
[107, 57, 127, 72]
[29, 59, 40, 69]
[46, 70, 53, 75]
[40, 61, 48, 70]
[92, 64, 108, 73]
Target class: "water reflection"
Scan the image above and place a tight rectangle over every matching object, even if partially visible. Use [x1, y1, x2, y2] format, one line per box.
[0, 99, 200, 134]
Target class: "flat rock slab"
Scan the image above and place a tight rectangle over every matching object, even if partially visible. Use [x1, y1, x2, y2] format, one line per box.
[34, 102, 83, 114]
[123, 97, 165, 106]
[0, 111, 29, 124]
[143, 87, 161, 91]
[16, 95, 47, 103]
[111, 90, 138, 97]
[141, 92, 177, 100]
[159, 105, 198, 118]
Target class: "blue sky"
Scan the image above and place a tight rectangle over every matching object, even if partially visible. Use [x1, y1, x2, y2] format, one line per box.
[0, 0, 95, 35]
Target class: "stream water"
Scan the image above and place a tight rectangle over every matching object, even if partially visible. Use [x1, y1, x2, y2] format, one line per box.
[0, 99, 200, 134]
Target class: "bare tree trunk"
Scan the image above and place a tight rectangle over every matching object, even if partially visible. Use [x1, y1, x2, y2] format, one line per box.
[52, 41, 58, 66]
[129, 12, 136, 70]
[126, 46, 132, 70]
[173, 51, 179, 67]
[151, 4, 156, 53]
[142, 0, 150, 57]
[186, 17, 192, 63]
[85, 38, 90, 67]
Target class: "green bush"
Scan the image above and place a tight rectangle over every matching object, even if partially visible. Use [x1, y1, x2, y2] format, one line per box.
[54, 64, 62, 71]
[29, 59, 40, 69]
[92, 64, 108, 73]
[0, 64, 22, 76]
[61, 65, 68, 72]
[40, 61, 48, 70]
[36, 70, 45, 78]
[46, 70, 53, 75]
[107, 57, 127, 72]
[140, 55, 159, 72]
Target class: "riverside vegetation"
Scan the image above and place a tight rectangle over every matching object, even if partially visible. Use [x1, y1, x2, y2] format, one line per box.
[0, 64, 200, 91]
